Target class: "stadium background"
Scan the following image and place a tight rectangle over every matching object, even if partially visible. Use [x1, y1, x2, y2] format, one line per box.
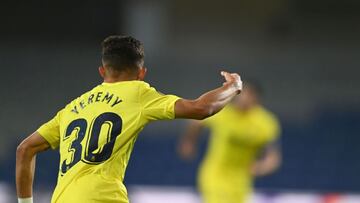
[0, 0, 359, 202]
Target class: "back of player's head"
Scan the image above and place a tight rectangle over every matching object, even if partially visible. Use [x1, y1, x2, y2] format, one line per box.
[244, 79, 263, 98]
[234, 79, 263, 109]
[102, 35, 144, 72]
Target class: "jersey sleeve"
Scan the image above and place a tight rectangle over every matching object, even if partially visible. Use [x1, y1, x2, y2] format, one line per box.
[140, 83, 181, 121]
[37, 110, 62, 149]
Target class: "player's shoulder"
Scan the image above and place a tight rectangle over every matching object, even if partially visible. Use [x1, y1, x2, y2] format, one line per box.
[134, 80, 152, 89]
[135, 81, 165, 97]
[256, 106, 279, 124]
[120, 81, 156, 97]
[60, 87, 97, 114]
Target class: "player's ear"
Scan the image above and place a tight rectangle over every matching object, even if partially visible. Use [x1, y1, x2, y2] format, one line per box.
[137, 67, 147, 81]
[98, 66, 106, 79]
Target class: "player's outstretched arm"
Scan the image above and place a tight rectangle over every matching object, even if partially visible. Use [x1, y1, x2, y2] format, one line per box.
[252, 144, 282, 176]
[175, 71, 242, 120]
[16, 132, 50, 203]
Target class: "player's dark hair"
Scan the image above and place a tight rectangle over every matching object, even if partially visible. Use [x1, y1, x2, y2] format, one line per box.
[102, 35, 144, 72]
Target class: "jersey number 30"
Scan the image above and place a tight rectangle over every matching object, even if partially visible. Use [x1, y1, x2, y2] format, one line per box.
[61, 112, 122, 173]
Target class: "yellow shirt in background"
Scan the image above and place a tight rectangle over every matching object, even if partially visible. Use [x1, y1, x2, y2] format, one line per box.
[199, 104, 280, 203]
[37, 81, 180, 203]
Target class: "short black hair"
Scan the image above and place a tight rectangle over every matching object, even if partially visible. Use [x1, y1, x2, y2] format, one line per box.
[102, 35, 144, 72]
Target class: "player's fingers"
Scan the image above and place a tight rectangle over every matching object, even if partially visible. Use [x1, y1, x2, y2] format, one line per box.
[221, 71, 230, 77]
[220, 71, 235, 82]
[231, 73, 243, 90]
[178, 143, 195, 160]
[221, 71, 228, 77]
[224, 72, 243, 92]
[221, 71, 242, 92]
[230, 73, 242, 84]
[230, 73, 241, 81]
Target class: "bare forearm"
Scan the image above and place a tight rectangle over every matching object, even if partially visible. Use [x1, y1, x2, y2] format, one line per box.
[16, 149, 36, 198]
[196, 83, 240, 117]
[16, 132, 50, 199]
[253, 149, 281, 176]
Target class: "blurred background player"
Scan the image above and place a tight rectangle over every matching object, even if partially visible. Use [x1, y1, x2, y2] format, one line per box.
[179, 81, 281, 203]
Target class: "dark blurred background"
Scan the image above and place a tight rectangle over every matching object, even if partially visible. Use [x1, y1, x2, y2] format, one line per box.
[0, 0, 359, 202]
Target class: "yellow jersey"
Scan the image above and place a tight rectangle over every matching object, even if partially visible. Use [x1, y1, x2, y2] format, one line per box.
[199, 104, 280, 203]
[37, 81, 180, 203]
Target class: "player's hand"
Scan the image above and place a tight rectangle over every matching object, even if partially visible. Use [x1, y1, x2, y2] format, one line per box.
[221, 71, 243, 93]
[178, 140, 197, 161]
